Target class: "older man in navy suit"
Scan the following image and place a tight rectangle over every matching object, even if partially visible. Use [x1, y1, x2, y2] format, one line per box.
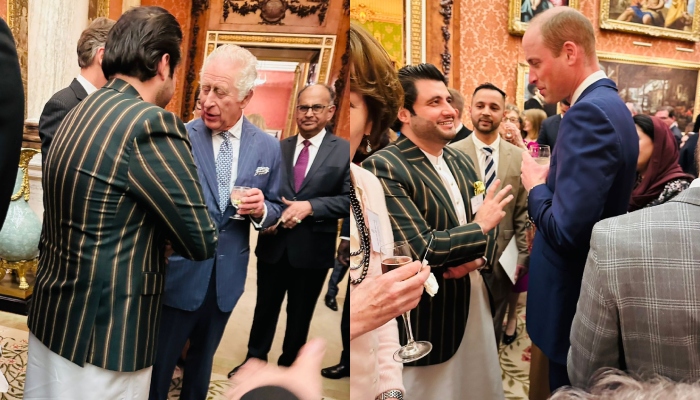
[149, 44, 283, 400]
[520, 7, 638, 392]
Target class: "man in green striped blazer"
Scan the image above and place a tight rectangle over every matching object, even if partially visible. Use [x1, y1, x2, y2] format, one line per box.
[24, 7, 217, 399]
[362, 64, 513, 399]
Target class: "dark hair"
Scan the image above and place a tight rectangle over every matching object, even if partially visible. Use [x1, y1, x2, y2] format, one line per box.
[297, 84, 336, 103]
[397, 63, 447, 115]
[447, 88, 464, 115]
[561, 98, 571, 106]
[527, 83, 538, 96]
[633, 114, 654, 141]
[77, 17, 115, 68]
[472, 82, 506, 100]
[659, 106, 676, 119]
[350, 22, 403, 153]
[102, 6, 182, 82]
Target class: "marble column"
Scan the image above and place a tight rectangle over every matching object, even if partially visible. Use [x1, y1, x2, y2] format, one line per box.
[26, 0, 89, 211]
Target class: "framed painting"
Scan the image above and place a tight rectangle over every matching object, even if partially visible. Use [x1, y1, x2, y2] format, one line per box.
[600, 0, 700, 42]
[508, 0, 580, 36]
[598, 51, 700, 126]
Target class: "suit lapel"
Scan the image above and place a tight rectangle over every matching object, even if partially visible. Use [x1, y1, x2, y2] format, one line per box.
[190, 122, 219, 209]
[298, 132, 335, 193]
[461, 138, 482, 181]
[397, 137, 460, 226]
[282, 137, 296, 192]
[234, 118, 257, 187]
[497, 140, 512, 186]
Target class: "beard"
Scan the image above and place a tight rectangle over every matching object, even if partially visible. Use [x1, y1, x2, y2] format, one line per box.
[473, 118, 501, 135]
[410, 115, 456, 144]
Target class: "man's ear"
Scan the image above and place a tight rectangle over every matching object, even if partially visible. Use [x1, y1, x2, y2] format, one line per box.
[239, 89, 254, 109]
[96, 47, 105, 66]
[157, 53, 171, 80]
[397, 107, 412, 124]
[563, 41, 577, 65]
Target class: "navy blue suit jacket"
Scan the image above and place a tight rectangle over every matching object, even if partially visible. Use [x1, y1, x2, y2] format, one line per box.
[526, 78, 638, 365]
[163, 117, 283, 313]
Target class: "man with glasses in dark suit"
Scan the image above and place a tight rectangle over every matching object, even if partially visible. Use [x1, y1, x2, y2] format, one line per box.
[229, 84, 349, 377]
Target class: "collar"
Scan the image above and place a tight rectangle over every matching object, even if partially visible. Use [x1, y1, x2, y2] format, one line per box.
[296, 128, 326, 147]
[419, 148, 444, 167]
[571, 70, 608, 106]
[471, 131, 501, 151]
[212, 114, 244, 139]
[671, 121, 679, 129]
[455, 122, 464, 132]
[76, 74, 97, 95]
[690, 179, 700, 189]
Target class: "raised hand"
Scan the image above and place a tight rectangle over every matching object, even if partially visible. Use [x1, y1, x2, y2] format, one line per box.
[473, 179, 513, 233]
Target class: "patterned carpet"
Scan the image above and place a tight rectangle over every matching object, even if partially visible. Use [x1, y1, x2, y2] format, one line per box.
[500, 301, 531, 400]
[0, 319, 526, 399]
[0, 325, 232, 399]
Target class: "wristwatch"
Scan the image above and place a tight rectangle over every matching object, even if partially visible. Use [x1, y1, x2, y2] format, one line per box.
[376, 390, 404, 400]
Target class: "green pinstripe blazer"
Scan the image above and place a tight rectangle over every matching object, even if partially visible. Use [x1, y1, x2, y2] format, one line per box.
[28, 79, 217, 372]
[362, 135, 498, 366]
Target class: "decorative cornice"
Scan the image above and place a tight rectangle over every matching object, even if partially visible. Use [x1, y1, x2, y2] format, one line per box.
[222, 0, 329, 26]
[439, 0, 452, 77]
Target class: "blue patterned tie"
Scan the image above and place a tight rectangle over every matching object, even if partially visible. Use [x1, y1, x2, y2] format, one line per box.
[216, 132, 232, 214]
[482, 147, 496, 190]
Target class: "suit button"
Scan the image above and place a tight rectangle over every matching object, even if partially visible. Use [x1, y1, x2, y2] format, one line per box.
[221, 229, 226, 232]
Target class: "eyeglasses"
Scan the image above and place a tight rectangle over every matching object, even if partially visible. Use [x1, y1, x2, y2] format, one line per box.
[505, 117, 520, 123]
[297, 104, 333, 114]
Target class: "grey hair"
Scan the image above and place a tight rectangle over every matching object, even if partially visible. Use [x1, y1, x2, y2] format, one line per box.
[625, 102, 642, 115]
[550, 368, 700, 400]
[200, 44, 258, 101]
[77, 17, 115, 68]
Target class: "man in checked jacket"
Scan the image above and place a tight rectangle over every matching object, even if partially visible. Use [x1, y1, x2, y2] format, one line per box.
[362, 63, 513, 399]
[568, 146, 700, 387]
[25, 7, 217, 399]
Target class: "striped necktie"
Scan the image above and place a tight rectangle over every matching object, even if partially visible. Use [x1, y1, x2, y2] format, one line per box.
[482, 146, 496, 190]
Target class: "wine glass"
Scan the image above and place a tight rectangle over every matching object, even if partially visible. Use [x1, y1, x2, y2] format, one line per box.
[530, 144, 551, 166]
[380, 241, 432, 363]
[230, 186, 251, 220]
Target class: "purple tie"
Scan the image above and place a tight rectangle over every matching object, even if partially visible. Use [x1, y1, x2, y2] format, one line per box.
[294, 139, 311, 192]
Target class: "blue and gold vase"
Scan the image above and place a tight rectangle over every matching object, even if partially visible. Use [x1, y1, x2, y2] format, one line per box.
[0, 148, 41, 290]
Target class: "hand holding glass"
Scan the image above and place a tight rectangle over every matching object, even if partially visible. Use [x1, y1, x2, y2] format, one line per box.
[380, 241, 432, 363]
[230, 186, 252, 220]
[530, 144, 551, 166]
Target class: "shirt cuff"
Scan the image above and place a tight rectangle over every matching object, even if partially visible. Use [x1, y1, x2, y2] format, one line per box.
[339, 236, 350, 241]
[250, 203, 268, 229]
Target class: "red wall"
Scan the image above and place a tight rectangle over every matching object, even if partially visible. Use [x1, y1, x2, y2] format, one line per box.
[245, 70, 296, 132]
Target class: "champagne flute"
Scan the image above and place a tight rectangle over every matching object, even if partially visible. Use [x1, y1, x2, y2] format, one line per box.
[380, 241, 432, 363]
[530, 144, 551, 166]
[230, 186, 251, 220]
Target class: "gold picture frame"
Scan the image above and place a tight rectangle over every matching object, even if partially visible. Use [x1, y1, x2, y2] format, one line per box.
[598, 51, 700, 123]
[600, 0, 700, 42]
[515, 52, 700, 123]
[508, 0, 580, 36]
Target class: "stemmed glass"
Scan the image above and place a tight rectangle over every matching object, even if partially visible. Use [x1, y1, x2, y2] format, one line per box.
[530, 144, 551, 166]
[230, 186, 251, 220]
[380, 241, 432, 363]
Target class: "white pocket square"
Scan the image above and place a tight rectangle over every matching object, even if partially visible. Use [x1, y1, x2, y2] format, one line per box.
[255, 167, 270, 176]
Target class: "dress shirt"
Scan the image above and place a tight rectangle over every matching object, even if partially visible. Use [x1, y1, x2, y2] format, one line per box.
[571, 70, 607, 106]
[471, 133, 501, 182]
[293, 128, 326, 177]
[690, 178, 700, 189]
[76, 74, 97, 95]
[421, 149, 467, 225]
[212, 116, 267, 225]
[455, 122, 464, 132]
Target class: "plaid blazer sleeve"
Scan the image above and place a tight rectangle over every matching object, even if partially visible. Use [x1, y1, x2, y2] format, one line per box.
[127, 110, 217, 261]
[567, 223, 621, 388]
[363, 151, 494, 267]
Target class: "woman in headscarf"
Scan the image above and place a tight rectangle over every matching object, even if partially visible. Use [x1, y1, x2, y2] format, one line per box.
[629, 114, 694, 211]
